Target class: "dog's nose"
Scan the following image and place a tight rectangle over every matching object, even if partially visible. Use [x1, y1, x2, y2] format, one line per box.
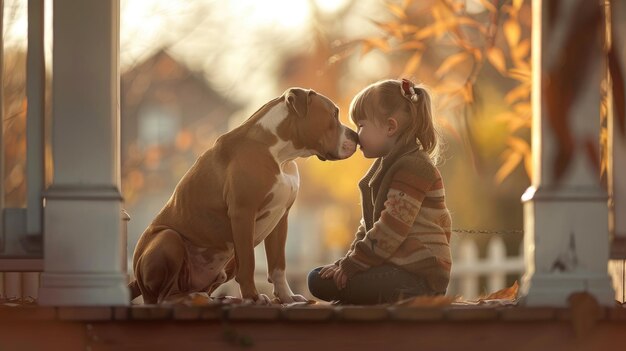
[345, 128, 359, 144]
[342, 139, 357, 152]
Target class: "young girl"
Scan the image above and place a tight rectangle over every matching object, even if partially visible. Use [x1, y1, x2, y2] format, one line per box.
[307, 79, 451, 304]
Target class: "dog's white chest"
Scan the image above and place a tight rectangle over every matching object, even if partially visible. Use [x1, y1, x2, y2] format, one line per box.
[254, 161, 299, 245]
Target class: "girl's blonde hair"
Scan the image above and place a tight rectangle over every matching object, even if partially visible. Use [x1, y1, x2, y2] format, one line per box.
[349, 79, 441, 163]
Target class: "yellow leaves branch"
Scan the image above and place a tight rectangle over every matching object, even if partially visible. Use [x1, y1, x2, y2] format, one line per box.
[496, 136, 532, 184]
[352, 0, 533, 184]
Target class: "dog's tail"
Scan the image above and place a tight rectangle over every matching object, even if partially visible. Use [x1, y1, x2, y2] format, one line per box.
[128, 280, 141, 300]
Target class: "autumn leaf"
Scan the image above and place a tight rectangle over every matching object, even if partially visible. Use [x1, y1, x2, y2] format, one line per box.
[487, 47, 507, 74]
[402, 51, 423, 76]
[508, 136, 531, 155]
[386, 2, 407, 20]
[397, 41, 425, 51]
[504, 19, 521, 49]
[400, 24, 421, 35]
[505, 83, 530, 104]
[508, 137, 532, 178]
[608, 35, 625, 136]
[186, 292, 213, 306]
[461, 82, 474, 103]
[436, 51, 470, 77]
[507, 67, 531, 83]
[373, 20, 404, 40]
[512, 0, 524, 11]
[457, 17, 488, 35]
[496, 149, 522, 184]
[523, 150, 533, 179]
[493, 111, 520, 123]
[512, 39, 531, 61]
[361, 38, 390, 56]
[471, 48, 482, 62]
[414, 24, 437, 40]
[482, 281, 519, 300]
[513, 102, 531, 116]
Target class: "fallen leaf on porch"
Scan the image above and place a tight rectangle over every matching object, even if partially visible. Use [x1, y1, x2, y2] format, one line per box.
[272, 297, 318, 307]
[394, 295, 458, 307]
[482, 281, 519, 300]
[455, 298, 518, 307]
[185, 292, 213, 306]
[161, 292, 218, 306]
[568, 292, 601, 337]
[454, 281, 520, 306]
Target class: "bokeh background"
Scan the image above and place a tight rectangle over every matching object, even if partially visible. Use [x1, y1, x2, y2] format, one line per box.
[3, 0, 533, 299]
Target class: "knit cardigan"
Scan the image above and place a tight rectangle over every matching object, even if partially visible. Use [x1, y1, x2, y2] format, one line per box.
[338, 143, 452, 293]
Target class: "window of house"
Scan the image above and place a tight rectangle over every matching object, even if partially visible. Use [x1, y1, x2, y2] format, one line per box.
[138, 104, 180, 148]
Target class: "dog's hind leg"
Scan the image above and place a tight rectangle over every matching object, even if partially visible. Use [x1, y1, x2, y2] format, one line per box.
[134, 229, 188, 304]
[128, 280, 141, 300]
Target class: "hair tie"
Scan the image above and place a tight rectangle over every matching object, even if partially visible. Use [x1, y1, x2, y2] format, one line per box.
[401, 78, 419, 102]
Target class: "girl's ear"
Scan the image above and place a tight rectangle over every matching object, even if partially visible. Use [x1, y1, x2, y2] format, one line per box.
[387, 117, 399, 137]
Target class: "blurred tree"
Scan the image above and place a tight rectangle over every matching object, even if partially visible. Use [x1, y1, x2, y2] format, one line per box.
[347, 0, 624, 187]
[341, 0, 532, 184]
[2, 50, 27, 207]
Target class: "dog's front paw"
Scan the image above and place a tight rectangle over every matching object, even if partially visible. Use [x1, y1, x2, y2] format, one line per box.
[243, 293, 272, 305]
[277, 293, 310, 304]
[256, 293, 272, 305]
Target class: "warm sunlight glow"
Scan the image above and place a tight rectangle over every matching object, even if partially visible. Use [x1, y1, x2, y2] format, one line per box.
[314, 0, 350, 14]
[228, 0, 311, 29]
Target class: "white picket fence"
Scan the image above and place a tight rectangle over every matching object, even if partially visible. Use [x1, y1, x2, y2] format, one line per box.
[447, 236, 524, 300]
[5, 237, 625, 303]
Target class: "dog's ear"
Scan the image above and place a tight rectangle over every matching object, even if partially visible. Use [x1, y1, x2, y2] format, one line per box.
[285, 88, 316, 118]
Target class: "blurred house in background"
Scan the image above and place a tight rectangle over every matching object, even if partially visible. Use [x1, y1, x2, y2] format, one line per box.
[120, 49, 242, 274]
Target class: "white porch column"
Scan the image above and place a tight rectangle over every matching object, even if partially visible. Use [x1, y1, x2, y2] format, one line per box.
[520, 0, 614, 306]
[38, 0, 128, 305]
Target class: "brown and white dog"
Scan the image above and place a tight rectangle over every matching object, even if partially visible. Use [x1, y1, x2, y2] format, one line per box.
[129, 88, 358, 304]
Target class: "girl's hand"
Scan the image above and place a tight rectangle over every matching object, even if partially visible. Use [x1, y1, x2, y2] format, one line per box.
[333, 267, 348, 290]
[320, 264, 338, 279]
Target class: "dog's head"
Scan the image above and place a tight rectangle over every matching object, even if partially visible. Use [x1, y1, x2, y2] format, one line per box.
[278, 87, 358, 161]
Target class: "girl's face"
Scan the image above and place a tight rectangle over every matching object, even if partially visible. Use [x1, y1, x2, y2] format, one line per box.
[355, 118, 395, 158]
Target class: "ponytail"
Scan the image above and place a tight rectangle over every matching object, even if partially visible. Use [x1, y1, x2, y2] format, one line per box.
[398, 80, 440, 164]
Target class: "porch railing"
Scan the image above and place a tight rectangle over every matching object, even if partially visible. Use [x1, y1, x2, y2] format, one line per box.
[0, 0, 45, 271]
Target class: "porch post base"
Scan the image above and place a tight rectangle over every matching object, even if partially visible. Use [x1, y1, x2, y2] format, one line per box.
[38, 272, 129, 306]
[39, 186, 129, 306]
[520, 186, 615, 306]
[521, 273, 615, 307]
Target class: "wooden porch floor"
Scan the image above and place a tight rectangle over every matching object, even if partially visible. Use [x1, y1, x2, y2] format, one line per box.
[1, 303, 625, 350]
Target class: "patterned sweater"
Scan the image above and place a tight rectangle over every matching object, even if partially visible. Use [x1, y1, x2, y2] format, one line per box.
[338, 143, 452, 292]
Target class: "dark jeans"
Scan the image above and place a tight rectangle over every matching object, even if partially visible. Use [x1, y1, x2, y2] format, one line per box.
[307, 264, 443, 305]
